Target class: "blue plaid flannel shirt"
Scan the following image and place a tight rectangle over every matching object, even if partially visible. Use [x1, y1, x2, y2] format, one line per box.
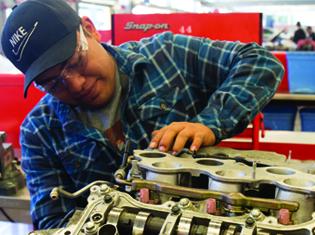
[20, 32, 283, 229]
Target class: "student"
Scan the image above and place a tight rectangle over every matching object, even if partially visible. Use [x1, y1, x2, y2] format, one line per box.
[306, 26, 315, 41]
[297, 26, 315, 50]
[1, 0, 283, 229]
[292, 21, 306, 44]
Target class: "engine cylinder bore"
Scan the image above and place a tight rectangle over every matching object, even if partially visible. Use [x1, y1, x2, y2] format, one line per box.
[276, 189, 315, 224]
[151, 161, 182, 169]
[139, 152, 166, 158]
[215, 169, 247, 178]
[207, 169, 245, 193]
[208, 180, 242, 193]
[283, 178, 315, 187]
[145, 171, 179, 202]
[266, 167, 296, 175]
[196, 159, 224, 166]
[146, 171, 178, 185]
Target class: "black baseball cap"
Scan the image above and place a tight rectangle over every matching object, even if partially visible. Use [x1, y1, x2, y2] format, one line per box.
[1, 0, 81, 97]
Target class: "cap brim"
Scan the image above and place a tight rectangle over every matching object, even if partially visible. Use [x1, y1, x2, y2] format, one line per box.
[23, 30, 77, 97]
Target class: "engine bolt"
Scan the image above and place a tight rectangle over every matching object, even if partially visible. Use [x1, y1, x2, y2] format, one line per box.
[171, 205, 181, 215]
[85, 221, 97, 234]
[104, 195, 112, 203]
[245, 217, 255, 227]
[179, 198, 190, 207]
[100, 184, 110, 194]
[91, 212, 103, 223]
[250, 208, 261, 218]
[86, 222, 95, 230]
[90, 186, 99, 193]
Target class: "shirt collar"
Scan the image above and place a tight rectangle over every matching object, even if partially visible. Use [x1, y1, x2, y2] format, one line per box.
[102, 43, 149, 77]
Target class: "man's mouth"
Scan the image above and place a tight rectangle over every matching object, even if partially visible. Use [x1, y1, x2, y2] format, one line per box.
[79, 79, 99, 101]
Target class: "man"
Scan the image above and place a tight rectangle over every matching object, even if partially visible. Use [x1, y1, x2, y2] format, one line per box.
[296, 26, 315, 51]
[292, 21, 306, 44]
[306, 26, 315, 41]
[1, 0, 283, 229]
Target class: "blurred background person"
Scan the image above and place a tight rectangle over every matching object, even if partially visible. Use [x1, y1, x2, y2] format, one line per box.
[291, 21, 306, 44]
[296, 25, 315, 50]
[306, 26, 315, 40]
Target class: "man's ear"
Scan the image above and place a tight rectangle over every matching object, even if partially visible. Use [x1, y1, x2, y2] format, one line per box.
[81, 16, 102, 42]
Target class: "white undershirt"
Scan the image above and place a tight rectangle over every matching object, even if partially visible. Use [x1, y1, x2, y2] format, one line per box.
[73, 67, 123, 132]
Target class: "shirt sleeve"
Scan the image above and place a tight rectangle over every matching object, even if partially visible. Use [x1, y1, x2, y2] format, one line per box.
[20, 118, 77, 229]
[20, 99, 119, 229]
[170, 33, 284, 142]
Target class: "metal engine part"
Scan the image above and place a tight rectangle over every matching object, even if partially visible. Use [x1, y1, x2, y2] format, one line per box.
[0, 131, 25, 195]
[31, 147, 315, 235]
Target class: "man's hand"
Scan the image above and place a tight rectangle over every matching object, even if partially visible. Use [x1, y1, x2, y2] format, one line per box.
[149, 122, 216, 154]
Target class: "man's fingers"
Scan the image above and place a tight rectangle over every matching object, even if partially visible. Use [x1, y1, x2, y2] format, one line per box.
[158, 128, 182, 151]
[172, 129, 192, 154]
[149, 129, 165, 148]
[153, 123, 185, 151]
[189, 134, 204, 152]
[149, 122, 216, 153]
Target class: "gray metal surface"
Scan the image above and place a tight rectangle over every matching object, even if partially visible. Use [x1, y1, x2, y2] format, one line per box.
[31, 147, 315, 235]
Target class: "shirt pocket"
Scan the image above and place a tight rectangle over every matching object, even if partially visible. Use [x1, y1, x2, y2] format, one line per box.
[137, 86, 184, 121]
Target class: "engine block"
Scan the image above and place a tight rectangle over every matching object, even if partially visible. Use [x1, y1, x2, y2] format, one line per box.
[31, 147, 315, 235]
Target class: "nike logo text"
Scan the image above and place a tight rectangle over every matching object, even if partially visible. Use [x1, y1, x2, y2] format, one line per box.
[10, 21, 39, 61]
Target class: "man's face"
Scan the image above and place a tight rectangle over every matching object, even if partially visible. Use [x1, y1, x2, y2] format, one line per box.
[34, 27, 116, 109]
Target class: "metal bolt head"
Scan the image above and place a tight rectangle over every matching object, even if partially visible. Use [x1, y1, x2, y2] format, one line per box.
[91, 213, 103, 223]
[100, 184, 110, 193]
[90, 186, 99, 193]
[245, 217, 255, 227]
[179, 198, 190, 207]
[250, 208, 261, 218]
[171, 205, 181, 214]
[104, 194, 112, 203]
[86, 221, 95, 231]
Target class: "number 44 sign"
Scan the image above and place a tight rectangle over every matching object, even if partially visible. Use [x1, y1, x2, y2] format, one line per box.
[179, 25, 192, 34]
